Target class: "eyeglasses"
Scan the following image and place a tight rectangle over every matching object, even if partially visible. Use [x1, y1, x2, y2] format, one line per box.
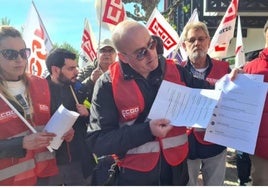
[0, 48, 31, 60]
[126, 38, 157, 61]
[185, 36, 208, 44]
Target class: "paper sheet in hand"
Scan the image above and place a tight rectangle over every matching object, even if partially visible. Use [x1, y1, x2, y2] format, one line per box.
[44, 104, 79, 150]
[204, 74, 267, 154]
[148, 80, 221, 128]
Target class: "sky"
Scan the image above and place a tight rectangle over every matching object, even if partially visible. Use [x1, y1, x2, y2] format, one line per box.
[0, 0, 164, 51]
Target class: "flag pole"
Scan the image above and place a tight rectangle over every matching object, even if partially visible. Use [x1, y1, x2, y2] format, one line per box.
[69, 86, 79, 104]
[31, 0, 53, 46]
[96, 0, 103, 70]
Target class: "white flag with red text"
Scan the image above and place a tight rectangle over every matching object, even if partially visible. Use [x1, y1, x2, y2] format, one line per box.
[146, 8, 180, 57]
[22, 2, 53, 78]
[95, 0, 127, 32]
[78, 18, 98, 69]
[208, 0, 239, 59]
[235, 15, 245, 68]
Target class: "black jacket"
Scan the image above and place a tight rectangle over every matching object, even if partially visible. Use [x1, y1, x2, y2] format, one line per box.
[47, 77, 94, 178]
[86, 57, 213, 185]
[0, 101, 26, 159]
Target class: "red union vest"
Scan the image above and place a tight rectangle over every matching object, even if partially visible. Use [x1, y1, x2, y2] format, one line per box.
[0, 75, 58, 185]
[188, 59, 230, 145]
[109, 60, 188, 172]
[243, 50, 268, 159]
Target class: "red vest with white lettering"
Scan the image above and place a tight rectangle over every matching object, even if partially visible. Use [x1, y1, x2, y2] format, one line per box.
[0, 75, 58, 185]
[190, 59, 229, 145]
[109, 60, 188, 172]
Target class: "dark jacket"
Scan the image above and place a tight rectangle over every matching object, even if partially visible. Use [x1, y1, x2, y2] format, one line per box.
[77, 58, 98, 83]
[0, 101, 25, 159]
[77, 64, 96, 103]
[47, 77, 94, 178]
[0, 137, 25, 159]
[86, 56, 213, 185]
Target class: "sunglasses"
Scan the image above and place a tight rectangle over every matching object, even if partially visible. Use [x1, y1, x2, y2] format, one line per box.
[0, 48, 31, 60]
[126, 38, 157, 61]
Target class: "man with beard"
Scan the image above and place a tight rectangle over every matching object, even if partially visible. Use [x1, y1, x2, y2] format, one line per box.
[44, 48, 93, 185]
[180, 21, 231, 185]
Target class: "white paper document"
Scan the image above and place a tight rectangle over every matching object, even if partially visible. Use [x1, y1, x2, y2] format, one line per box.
[148, 80, 221, 128]
[204, 74, 267, 154]
[44, 104, 79, 150]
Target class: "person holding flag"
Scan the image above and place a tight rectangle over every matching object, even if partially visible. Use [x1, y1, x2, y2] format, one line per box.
[43, 48, 94, 185]
[181, 21, 231, 185]
[77, 38, 117, 111]
[0, 25, 60, 185]
[78, 38, 117, 83]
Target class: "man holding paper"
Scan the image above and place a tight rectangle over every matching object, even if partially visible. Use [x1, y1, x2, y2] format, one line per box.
[86, 20, 240, 185]
[44, 48, 93, 185]
[181, 21, 231, 186]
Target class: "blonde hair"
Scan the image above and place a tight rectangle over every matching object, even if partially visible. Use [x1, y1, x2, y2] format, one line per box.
[0, 25, 30, 118]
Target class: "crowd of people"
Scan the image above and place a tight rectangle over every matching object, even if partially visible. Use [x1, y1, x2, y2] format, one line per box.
[0, 18, 267, 186]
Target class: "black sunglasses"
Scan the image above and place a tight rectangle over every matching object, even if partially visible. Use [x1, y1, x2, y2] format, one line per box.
[124, 38, 157, 61]
[135, 38, 157, 61]
[0, 48, 31, 60]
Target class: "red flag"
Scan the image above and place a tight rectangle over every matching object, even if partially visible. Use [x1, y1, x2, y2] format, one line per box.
[79, 18, 97, 69]
[22, 1, 53, 78]
[208, 0, 239, 59]
[95, 0, 127, 31]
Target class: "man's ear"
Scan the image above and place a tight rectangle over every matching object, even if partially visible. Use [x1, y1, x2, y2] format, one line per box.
[51, 65, 60, 76]
[117, 53, 129, 64]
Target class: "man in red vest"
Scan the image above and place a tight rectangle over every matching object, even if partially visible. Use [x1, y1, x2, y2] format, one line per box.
[243, 20, 268, 186]
[86, 20, 240, 185]
[181, 21, 231, 186]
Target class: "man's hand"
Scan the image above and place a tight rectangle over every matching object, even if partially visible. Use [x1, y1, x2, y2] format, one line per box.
[23, 132, 56, 150]
[76, 103, 89, 117]
[90, 68, 103, 83]
[149, 119, 173, 138]
[62, 128, 75, 142]
[229, 67, 244, 81]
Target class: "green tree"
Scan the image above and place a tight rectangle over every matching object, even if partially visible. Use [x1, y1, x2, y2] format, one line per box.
[1, 17, 11, 25]
[122, 0, 160, 24]
[53, 42, 79, 62]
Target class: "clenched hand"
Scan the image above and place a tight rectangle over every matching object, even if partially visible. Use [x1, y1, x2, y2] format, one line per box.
[149, 119, 173, 138]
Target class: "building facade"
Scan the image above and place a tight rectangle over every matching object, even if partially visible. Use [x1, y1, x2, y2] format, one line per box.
[163, 0, 268, 58]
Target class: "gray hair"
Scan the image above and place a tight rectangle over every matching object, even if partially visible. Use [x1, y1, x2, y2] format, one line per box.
[181, 21, 210, 41]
